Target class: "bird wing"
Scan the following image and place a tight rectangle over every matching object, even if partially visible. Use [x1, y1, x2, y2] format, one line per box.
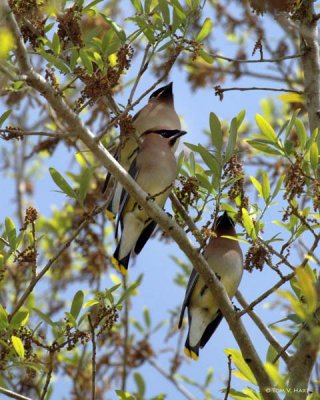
[134, 220, 157, 254]
[115, 158, 139, 239]
[199, 311, 223, 349]
[102, 150, 119, 194]
[178, 269, 199, 328]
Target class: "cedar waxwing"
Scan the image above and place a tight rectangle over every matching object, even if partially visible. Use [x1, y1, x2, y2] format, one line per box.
[103, 82, 181, 219]
[178, 211, 243, 360]
[112, 129, 187, 275]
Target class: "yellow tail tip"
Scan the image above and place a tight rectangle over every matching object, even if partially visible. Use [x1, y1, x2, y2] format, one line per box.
[106, 210, 115, 221]
[184, 347, 199, 361]
[111, 256, 128, 276]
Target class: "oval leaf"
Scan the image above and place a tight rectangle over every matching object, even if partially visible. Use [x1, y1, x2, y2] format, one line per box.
[5, 217, 17, 250]
[195, 17, 213, 42]
[12, 335, 25, 358]
[49, 167, 77, 198]
[255, 114, 277, 142]
[0, 110, 12, 128]
[70, 290, 84, 320]
[242, 208, 257, 240]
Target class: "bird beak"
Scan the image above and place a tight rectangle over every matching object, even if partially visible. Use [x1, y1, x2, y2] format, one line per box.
[172, 130, 187, 140]
[169, 130, 187, 146]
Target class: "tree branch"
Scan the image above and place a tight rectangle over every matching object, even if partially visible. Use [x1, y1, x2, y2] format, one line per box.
[5, 4, 278, 398]
[0, 387, 33, 400]
[238, 272, 295, 317]
[214, 85, 303, 101]
[210, 53, 304, 64]
[236, 291, 290, 364]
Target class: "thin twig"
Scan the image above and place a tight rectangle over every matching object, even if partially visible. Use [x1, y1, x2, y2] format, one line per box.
[260, 239, 296, 271]
[272, 325, 304, 364]
[0, 386, 34, 400]
[236, 291, 291, 364]
[147, 358, 196, 400]
[224, 354, 232, 400]
[238, 272, 295, 317]
[0, 128, 68, 138]
[214, 85, 303, 98]
[40, 351, 54, 400]
[128, 43, 152, 104]
[211, 53, 304, 64]
[88, 315, 96, 400]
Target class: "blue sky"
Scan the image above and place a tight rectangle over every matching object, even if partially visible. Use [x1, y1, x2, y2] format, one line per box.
[0, 1, 316, 399]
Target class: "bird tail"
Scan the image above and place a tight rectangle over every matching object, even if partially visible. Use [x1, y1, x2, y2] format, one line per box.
[184, 332, 199, 361]
[111, 242, 130, 275]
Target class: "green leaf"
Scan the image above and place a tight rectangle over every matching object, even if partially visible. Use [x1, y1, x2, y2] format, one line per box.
[225, 117, 238, 161]
[305, 128, 319, 153]
[246, 139, 284, 155]
[255, 114, 277, 142]
[236, 110, 246, 129]
[117, 275, 142, 305]
[33, 307, 56, 327]
[226, 388, 252, 399]
[133, 372, 146, 398]
[143, 307, 151, 328]
[295, 266, 317, 315]
[70, 49, 79, 70]
[83, 0, 104, 11]
[195, 17, 213, 42]
[158, 0, 170, 24]
[115, 390, 135, 400]
[10, 311, 29, 329]
[0, 110, 12, 128]
[204, 367, 214, 387]
[51, 33, 61, 55]
[79, 49, 94, 75]
[264, 362, 286, 389]
[250, 176, 263, 198]
[309, 142, 319, 173]
[0, 305, 9, 329]
[271, 175, 284, 199]
[11, 336, 25, 358]
[266, 345, 279, 368]
[70, 290, 84, 320]
[224, 348, 257, 385]
[39, 49, 71, 74]
[199, 49, 214, 64]
[78, 167, 93, 205]
[209, 112, 222, 152]
[261, 172, 270, 202]
[131, 0, 143, 13]
[294, 119, 307, 148]
[49, 167, 77, 198]
[5, 217, 17, 250]
[100, 15, 126, 42]
[241, 208, 257, 240]
[83, 299, 99, 308]
[93, 51, 104, 70]
[65, 312, 77, 327]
